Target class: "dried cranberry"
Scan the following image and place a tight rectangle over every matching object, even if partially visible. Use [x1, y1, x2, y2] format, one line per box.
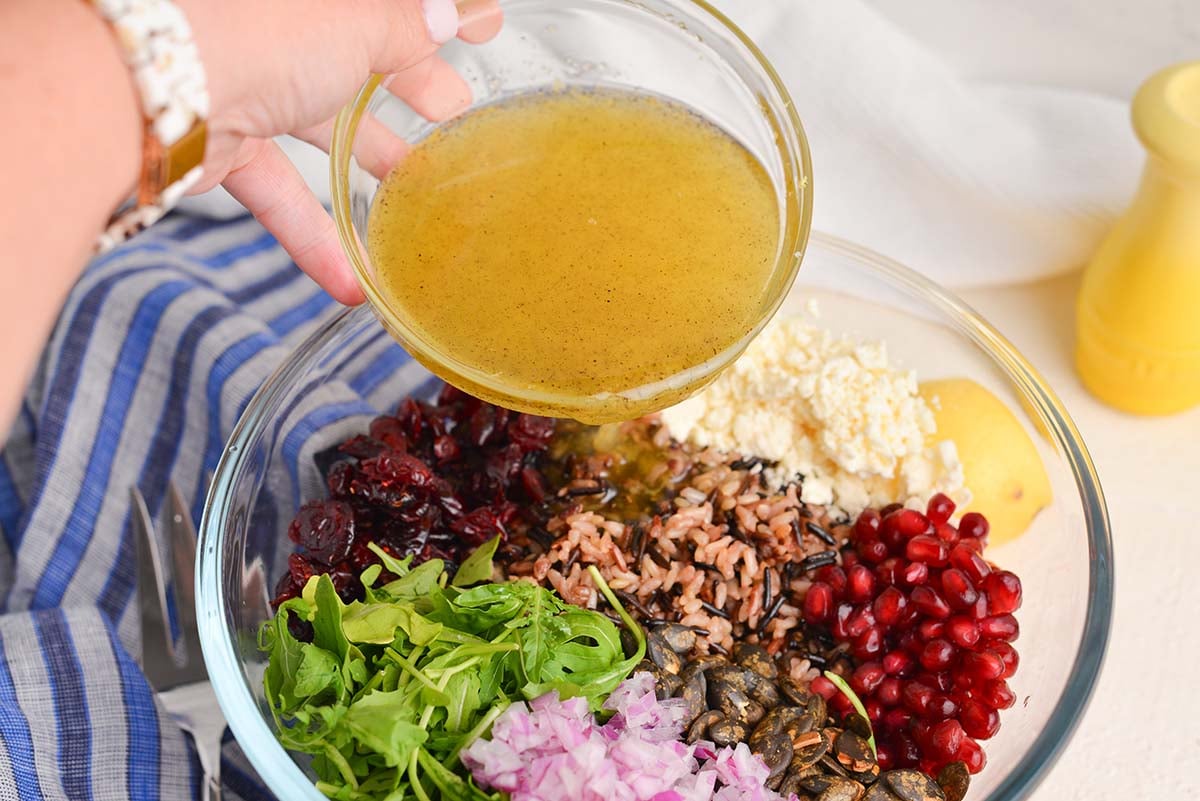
[339, 434, 385, 460]
[288, 500, 356, 566]
[369, 416, 409, 451]
[508, 414, 555, 451]
[450, 507, 506, 545]
[432, 434, 461, 464]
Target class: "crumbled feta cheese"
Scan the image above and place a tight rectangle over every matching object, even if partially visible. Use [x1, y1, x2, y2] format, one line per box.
[661, 316, 970, 518]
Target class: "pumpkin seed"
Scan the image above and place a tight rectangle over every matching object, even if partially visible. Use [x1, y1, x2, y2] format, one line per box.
[834, 730, 878, 775]
[733, 642, 778, 680]
[816, 776, 866, 801]
[935, 763, 970, 801]
[687, 710, 723, 744]
[709, 717, 750, 747]
[886, 769, 947, 801]
[647, 631, 683, 675]
[656, 623, 698, 654]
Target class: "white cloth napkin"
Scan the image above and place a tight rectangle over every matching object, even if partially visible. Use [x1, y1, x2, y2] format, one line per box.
[179, 0, 1200, 288]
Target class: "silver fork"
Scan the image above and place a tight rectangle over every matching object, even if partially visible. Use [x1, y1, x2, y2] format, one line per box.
[132, 483, 226, 801]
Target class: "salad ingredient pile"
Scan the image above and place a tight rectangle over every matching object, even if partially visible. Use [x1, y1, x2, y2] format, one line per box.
[262, 315, 1040, 800]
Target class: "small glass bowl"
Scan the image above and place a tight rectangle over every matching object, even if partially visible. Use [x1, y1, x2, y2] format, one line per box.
[330, 0, 813, 422]
[198, 233, 1113, 801]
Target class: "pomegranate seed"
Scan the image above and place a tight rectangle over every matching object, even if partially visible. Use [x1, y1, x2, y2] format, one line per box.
[810, 675, 838, 700]
[883, 708, 913, 733]
[926, 493, 956, 524]
[877, 677, 904, 707]
[814, 566, 848, 599]
[854, 626, 885, 659]
[846, 564, 878, 603]
[906, 535, 949, 566]
[958, 512, 989, 540]
[957, 536, 984, 554]
[934, 522, 960, 545]
[940, 569, 980, 609]
[875, 557, 906, 586]
[803, 581, 834, 624]
[926, 671, 954, 692]
[917, 619, 946, 641]
[920, 639, 958, 671]
[894, 731, 921, 768]
[855, 508, 883, 539]
[949, 544, 992, 583]
[875, 743, 895, 771]
[831, 603, 854, 639]
[846, 606, 876, 638]
[961, 650, 1005, 681]
[911, 586, 952, 619]
[960, 699, 1002, 739]
[958, 736, 987, 774]
[925, 693, 960, 722]
[884, 508, 931, 538]
[880, 524, 908, 554]
[967, 593, 990, 620]
[946, 615, 981, 648]
[980, 614, 1020, 642]
[987, 640, 1021, 678]
[978, 679, 1016, 710]
[859, 538, 891, 564]
[865, 699, 885, 725]
[852, 661, 887, 695]
[983, 570, 1023, 614]
[902, 561, 930, 586]
[873, 586, 909, 626]
[883, 650, 914, 676]
[842, 550, 860, 569]
[830, 692, 852, 716]
[929, 720, 966, 761]
[902, 682, 936, 716]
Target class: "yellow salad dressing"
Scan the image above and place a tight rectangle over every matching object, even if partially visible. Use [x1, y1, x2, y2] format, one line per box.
[366, 88, 780, 422]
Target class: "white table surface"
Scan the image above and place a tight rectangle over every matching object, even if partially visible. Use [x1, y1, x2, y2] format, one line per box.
[959, 274, 1200, 800]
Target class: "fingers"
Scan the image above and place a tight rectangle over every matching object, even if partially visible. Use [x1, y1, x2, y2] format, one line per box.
[296, 113, 411, 180]
[222, 140, 366, 306]
[457, 0, 504, 44]
[384, 55, 473, 122]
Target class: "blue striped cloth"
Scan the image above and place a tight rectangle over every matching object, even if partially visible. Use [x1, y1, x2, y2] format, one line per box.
[0, 213, 364, 800]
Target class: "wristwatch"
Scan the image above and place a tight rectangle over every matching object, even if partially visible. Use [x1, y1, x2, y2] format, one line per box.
[85, 0, 210, 251]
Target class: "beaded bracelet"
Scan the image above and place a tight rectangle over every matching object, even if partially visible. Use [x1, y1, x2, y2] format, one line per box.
[86, 0, 210, 252]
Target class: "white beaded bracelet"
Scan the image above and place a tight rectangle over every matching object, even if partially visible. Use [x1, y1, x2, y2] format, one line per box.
[86, 0, 210, 251]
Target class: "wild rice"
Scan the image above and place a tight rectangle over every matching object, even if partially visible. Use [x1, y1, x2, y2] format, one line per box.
[501, 419, 851, 679]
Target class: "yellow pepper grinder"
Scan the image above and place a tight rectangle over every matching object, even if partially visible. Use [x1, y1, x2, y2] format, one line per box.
[1076, 61, 1200, 414]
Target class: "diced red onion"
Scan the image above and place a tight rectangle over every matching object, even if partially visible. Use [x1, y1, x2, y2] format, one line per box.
[462, 673, 797, 801]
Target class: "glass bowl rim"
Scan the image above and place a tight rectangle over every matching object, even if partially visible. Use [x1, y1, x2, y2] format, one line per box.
[327, 0, 816, 419]
[197, 231, 1114, 801]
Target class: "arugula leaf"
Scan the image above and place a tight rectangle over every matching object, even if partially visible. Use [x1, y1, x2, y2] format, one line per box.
[341, 602, 444, 646]
[383, 558, 444, 600]
[451, 535, 500, 588]
[293, 644, 345, 703]
[262, 542, 643, 801]
[306, 575, 350, 662]
[343, 690, 428, 767]
[367, 541, 414, 577]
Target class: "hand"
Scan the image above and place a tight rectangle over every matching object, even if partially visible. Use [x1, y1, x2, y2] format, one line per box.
[179, 0, 503, 304]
